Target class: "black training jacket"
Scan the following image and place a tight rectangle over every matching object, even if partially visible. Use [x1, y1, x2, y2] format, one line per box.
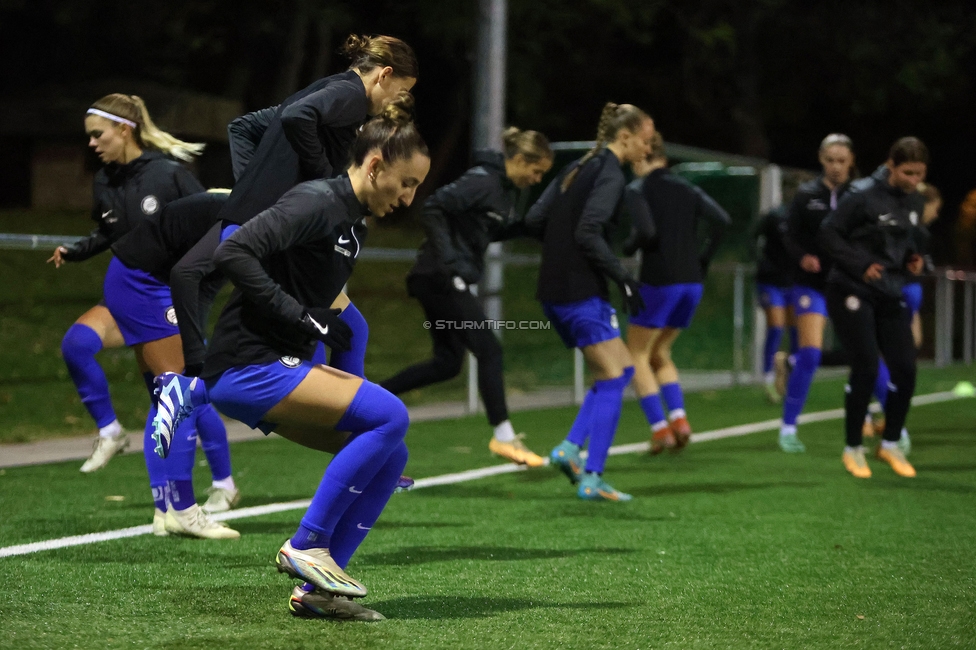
[527, 149, 631, 303]
[754, 206, 794, 287]
[818, 177, 924, 299]
[625, 167, 730, 286]
[111, 191, 228, 281]
[782, 176, 852, 292]
[411, 150, 524, 284]
[62, 151, 203, 262]
[217, 70, 369, 225]
[203, 176, 369, 378]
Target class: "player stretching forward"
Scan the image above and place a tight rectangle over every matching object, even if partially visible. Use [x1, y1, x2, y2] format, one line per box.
[623, 131, 730, 453]
[203, 100, 429, 619]
[529, 102, 654, 501]
[49, 94, 238, 537]
[776, 134, 856, 452]
[380, 127, 553, 466]
[819, 137, 928, 478]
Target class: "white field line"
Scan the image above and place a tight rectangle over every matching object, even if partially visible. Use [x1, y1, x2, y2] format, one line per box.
[0, 390, 963, 559]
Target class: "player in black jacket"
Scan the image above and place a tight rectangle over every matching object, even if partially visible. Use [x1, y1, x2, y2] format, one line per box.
[622, 131, 730, 453]
[380, 128, 553, 466]
[201, 101, 428, 620]
[46, 94, 240, 537]
[754, 205, 796, 403]
[819, 137, 928, 480]
[167, 34, 417, 383]
[776, 134, 856, 453]
[529, 103, 654, 502]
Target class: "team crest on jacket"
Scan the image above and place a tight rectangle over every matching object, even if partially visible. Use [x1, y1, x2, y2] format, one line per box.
[799, 294, 812, 309]
[279, 356, 302, 368]
[845, 295, 861, 311]
[164, 307, 178, 325]
[141, 195, 160, 215]
[610, 313, 619, 330]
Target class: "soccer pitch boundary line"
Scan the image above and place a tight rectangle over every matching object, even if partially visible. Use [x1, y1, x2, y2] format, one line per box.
[0, 390, 963, 559]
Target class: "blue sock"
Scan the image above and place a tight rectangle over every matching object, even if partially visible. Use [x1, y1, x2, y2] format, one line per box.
[583, 367, 633, 474]
[660, 382, 685, 413]
[639, 393, 667, 428]
[782, 346, 821, 426]
[788, 327, 799, 355]
[763, 326, 784, 373]
[195, 404, 232, 481]
[165, 416, 199, 511]
[874, 360, 890, 409]
[144, 404, 168, 511]
[329, 303, 369, 379]
[291, 382, 409, 551]
[330, 441, 408, 569]
[61, 324, 116, 428]
[168, 479, 196, 511]
[566, 387, 597, 447]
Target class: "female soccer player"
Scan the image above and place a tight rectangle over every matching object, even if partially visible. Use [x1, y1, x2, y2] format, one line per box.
[380, 127, 553, 466]
[49, 94, 238, 538]
[528, 102, 654, 501]
[164, 34, 417, 385]
[754, 204, 796, 403]
[203, 98, 429, 620]
[623, 131, 730, 453]
[777, 134, 856, 452]
[819, 137, 928, 479]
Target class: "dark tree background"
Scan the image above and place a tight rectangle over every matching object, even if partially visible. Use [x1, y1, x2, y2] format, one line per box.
[2, 0, 974, 261]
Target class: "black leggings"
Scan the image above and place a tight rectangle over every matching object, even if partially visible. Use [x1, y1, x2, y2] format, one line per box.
[825, 285, 917, 447]
[380, 274, 508, 426]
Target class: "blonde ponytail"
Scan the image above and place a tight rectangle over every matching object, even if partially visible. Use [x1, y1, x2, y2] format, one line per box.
[88, 93, 205, 162]
[502, 126, 552, 163]
[561, 102, 648, 192]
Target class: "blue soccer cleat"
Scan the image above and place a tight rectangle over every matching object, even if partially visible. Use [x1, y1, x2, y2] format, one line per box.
[577, 472, 633, 502]
[152, 373, 206, 458]
[394, 475, 415, 493]
[550, 440, 583, 485]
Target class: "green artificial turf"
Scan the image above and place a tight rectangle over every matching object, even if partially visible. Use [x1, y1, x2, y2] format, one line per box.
[1, 367, 974, 649]
[1, 208, 748, 442]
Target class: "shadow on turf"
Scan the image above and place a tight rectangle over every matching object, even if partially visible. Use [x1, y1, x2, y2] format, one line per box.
[362, 545, 635, 566]
[368, 595, 633, 620]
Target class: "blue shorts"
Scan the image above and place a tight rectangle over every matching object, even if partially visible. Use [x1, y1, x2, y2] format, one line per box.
[103, 257, 180, 346]
[790, 286, 828, 317]
[902, 283, 923, 314]
[757, 284, 790, 310]
[208, 357, 315, 434]
[542, 297, 620, 349]
[630, 283, 704, 329]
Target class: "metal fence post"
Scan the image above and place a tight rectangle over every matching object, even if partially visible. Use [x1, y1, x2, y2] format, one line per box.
[467, 284, 479, 414]
[752, 294, 765, 384]
[935, 272, 955, 368]
[573, 349, 585, 405]
[732, 264, 745, 386]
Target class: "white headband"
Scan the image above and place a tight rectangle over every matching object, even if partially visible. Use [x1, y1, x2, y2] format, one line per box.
[86, 108, 137, 128]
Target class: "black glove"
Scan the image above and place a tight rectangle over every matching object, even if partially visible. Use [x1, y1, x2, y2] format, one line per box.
[619, 278, 646, 315]
[297, 308, 353, 351]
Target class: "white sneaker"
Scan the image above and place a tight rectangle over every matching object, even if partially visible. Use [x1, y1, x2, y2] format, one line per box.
[153, 508, 169, 537]
[201, 486, 241, 514]
[80, 432, 130, 473]
[164, 504, 240, 540]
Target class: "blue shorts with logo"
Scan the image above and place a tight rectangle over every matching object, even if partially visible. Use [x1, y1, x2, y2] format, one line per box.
[902, 282, 923, 314]
[757, 284, 790, 310]
[208, 357, 315, 435]
[630, 283, 704, 329]
[103, 257, 180, 346]
[542, 297, 620, 349]
[790, 285, 828, 317]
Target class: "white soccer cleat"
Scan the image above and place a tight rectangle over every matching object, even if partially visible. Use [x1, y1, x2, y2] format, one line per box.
[80, 432, 130, 473]
[164, 504, 240, 540]
[152, 508, 169, 537]
[288, 585, 385, 621]
[201, 486, 241, 514]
